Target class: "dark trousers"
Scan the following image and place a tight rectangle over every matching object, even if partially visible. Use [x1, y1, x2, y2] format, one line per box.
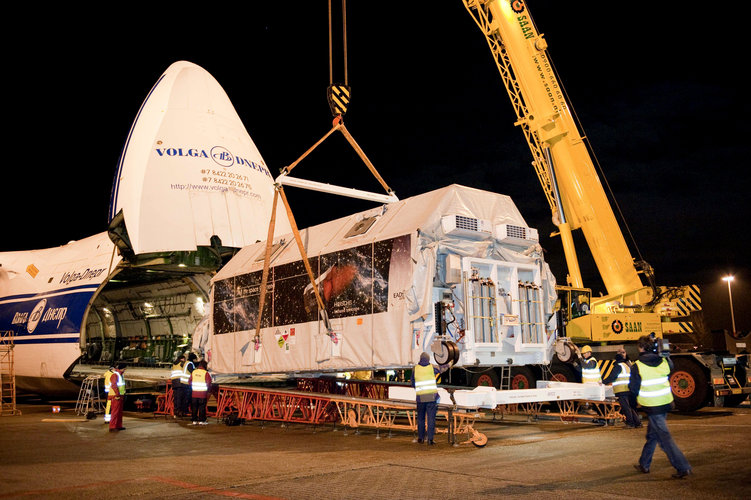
[172, 384, 184, 415]
[639, 412, 691, 473]
[616, 392, 641, 427]
[191, 397, 207, 423]
[175, 384, 191, 415]
[417, 400, 438, 442]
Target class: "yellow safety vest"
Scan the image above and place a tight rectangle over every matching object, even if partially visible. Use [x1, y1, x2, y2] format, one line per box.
[635, 359, 673, 407]
[191, 369, 209, 393]
[103, 369, 114, 394]
[612, 362, 631, 393]
[581, 356, 602, 384]
[414, 364, 438, 397]
[171, 362, 183, 381]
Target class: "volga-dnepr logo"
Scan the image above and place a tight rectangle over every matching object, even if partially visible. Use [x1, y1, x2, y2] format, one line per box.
[210, 146, 234, 167]
[11, 298, 69, 334]
[27, 299, 47, 334]
[154, 145, 272, 177]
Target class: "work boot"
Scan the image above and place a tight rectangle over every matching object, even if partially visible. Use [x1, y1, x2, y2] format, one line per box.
[633, 464, 649, 474]
[672, 470, 692, 479]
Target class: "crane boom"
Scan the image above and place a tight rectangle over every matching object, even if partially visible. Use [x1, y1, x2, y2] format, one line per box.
[462, 2, 746, 413]
[463, 0, 646, 302]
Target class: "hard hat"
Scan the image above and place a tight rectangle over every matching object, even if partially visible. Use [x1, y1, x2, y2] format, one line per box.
[580, 345, 592, 354]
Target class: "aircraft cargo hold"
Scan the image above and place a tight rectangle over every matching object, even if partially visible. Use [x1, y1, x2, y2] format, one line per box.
[203, 184, 562, 378]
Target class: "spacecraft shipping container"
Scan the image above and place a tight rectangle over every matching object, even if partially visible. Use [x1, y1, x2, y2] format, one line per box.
[203, 184, 559, 377]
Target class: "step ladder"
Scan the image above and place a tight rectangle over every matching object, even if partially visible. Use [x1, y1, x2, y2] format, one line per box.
[499, 365, 511, 390]
[75, 375, 105, 416]
[0, 330, 19, 416]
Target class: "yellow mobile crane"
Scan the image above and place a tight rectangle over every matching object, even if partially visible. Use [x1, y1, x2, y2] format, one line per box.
[463, 0, 750, 411]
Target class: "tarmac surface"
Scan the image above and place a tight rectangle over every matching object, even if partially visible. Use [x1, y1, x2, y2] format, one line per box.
[1, 397, 750, 500]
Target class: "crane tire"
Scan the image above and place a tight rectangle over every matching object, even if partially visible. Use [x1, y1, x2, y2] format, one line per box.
[670, 357, 708, 412]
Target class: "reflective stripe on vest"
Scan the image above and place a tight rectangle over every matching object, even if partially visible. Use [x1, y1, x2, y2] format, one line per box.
[635, 359, 673, 407]
[171, 363, 183, 380]
[414, 364, 438, 395]
[613, 362, 631, 393]
[112, 372, 126, 396]
[581, 357, 602, 383]
[191, 369, 208, 392]
[181, 361, 194, 384]
[104, 370, 113, 393]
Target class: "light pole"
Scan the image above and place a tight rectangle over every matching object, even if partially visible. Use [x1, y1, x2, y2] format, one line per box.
[722, 275, 736, 334]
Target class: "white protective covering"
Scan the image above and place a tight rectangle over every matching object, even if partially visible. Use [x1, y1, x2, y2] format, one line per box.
[109, 61, 290, 254]
[207, 185, 557, 376]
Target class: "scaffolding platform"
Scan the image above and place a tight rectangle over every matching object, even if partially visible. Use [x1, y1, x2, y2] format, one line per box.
[1, 330, 19, 416]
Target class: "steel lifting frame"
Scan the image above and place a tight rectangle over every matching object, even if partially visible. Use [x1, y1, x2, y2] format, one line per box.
[213, 385, 339, 425]
[212, 384, 487, 446]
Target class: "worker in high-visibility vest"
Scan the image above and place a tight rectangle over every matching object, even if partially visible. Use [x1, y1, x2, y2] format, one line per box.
[170, 354, 186, 418]
[629, 334, 691, 479]
[189, 360, 212, 425]
[577, 345, 602, 384]
[603, 346, 641, 428]
[410, 352, 449, 445]
[108, 363, 127, 432]
[180, 353, 197, 417]
[102, 365, 115, 423]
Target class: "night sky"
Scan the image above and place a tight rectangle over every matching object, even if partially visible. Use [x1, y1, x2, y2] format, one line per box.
[4, 2, 748, 332]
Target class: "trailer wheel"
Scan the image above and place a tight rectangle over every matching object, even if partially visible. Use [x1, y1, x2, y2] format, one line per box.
[470, 369, 499, 388]
[723, 364, 749, 407]
[550, 364, 578, 383]
[433, 341, 458, 366]
[471, 432, 488, 448]
[510, 367, 536, 390]
[670, 357, 708, 412]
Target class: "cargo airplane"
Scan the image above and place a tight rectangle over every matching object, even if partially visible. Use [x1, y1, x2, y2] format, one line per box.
[0, 61, 291, 397]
